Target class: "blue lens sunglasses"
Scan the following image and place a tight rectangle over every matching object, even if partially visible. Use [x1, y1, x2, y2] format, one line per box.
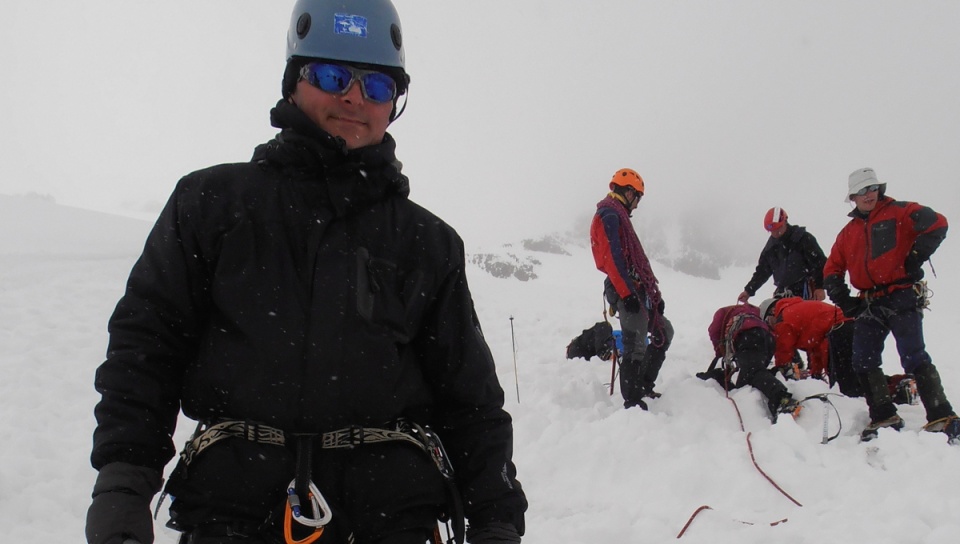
[299, 62, 397, 104]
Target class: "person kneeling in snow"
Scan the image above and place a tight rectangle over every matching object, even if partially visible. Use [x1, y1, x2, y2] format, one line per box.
[700, 304, 802, 422]
[758, 297, 861, 396]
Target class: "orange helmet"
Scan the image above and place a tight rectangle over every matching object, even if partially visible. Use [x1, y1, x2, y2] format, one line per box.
[609, 168, 645, 194]
[763, 207, 788, 232]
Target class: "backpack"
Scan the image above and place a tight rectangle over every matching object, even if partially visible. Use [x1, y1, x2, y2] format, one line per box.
[566, 321, 615, 361]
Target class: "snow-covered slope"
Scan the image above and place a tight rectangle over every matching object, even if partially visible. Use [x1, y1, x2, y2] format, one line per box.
[2, 198, 958, 543]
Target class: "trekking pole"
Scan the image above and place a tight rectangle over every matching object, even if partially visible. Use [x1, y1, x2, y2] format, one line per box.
[510, 316, 520, 403]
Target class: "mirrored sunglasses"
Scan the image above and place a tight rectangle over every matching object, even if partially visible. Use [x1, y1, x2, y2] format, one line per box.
[299, 62, 397, 104]
[854, 184, 881, 197]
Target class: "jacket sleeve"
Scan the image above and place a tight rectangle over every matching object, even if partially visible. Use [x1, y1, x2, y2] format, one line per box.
[91, 180, 211, 472]
[907, 203, 948, 262]
[822, 231, 851, 302]
[808, 342, 829, 376]
[416, 246, 527, 535]
[593, 210, 636, 298]
[800, 231, 828, 289]
[772, 323, 798, 368]
[744, 240, 775, 296]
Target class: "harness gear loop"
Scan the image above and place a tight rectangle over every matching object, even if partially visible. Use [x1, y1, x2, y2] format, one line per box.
[283, 434, 328, 544]
[914, 280, 932, 310]
[177, 418, 464, 544]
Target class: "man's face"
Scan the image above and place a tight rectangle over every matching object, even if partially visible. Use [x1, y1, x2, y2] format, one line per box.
[770, 223, 788, 239]
[291, 78, 393, 150]
[852, 186, 880, 213]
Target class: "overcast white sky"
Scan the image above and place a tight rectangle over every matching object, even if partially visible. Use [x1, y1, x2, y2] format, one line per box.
[3, 1, 959, 252]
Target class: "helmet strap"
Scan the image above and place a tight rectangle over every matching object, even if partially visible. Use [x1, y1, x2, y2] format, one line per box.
[390, 89, 408, 123]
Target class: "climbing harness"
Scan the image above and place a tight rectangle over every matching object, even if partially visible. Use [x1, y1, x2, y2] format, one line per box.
[171, 418, 463, 544]
[179, 420, 285, 466]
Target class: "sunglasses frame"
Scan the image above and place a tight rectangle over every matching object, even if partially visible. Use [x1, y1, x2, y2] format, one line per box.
[853, 184, 881, 197]
[299, 62, 397, 104]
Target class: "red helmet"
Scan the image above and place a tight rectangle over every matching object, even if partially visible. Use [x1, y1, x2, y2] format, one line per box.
[763, 207, 788, 232]
[609, 168, 645, 194]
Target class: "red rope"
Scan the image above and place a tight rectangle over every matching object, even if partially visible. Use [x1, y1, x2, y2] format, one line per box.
[676, 506, 788, 539]
[676, 505, 712, 538]
[745, 431, 803, 507]
[725, 384, 803, 508]
[677, 367, 801, 538]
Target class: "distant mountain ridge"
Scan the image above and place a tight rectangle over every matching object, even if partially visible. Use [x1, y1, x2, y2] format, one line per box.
[0, 194, 151, 257]
[468, 224, 748, 281]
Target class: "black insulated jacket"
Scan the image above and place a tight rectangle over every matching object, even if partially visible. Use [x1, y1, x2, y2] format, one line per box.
[91, 100, 526, 534]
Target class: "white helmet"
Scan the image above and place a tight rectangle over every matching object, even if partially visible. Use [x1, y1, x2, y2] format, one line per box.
[758, 298, 778, 320]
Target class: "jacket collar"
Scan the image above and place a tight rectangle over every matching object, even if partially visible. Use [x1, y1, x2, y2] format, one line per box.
[252, 100, 411, 217]
[848, 195, 892, 221]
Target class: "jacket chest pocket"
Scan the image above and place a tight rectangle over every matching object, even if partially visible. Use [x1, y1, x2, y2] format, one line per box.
[870, 219, 898, 260]
[356, 247, 425, 343]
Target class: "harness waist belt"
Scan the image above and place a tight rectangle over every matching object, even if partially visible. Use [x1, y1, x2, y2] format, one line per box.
[181, 420, 429, 467]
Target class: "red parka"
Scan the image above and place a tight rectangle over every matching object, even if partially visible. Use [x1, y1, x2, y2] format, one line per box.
[824, 195, 947, 294]
[769, 298, 849, 375]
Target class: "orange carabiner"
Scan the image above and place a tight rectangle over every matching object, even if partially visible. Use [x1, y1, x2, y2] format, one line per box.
[284, 499, 325, 544]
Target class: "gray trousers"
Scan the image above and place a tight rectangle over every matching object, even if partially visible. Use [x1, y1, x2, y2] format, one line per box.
[616, 298, 674, 403]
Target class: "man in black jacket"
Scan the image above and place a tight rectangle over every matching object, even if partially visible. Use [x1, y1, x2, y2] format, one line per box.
[84, 1, 526, 544]
[738, 207, 828, 303]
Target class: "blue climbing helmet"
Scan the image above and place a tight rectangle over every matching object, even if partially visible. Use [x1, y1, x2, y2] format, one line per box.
[282, 0, 410, 100]
[286, 0, 405, 68]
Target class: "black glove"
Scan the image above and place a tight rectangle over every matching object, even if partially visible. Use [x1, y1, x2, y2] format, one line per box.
[904, 251, 924, 281]
[86, 462, 163, 544]
[622, 294, 641, 314]
[836, 294, 865, 318]
[466, 522, 521, 544]
[657, 298, 665, 315]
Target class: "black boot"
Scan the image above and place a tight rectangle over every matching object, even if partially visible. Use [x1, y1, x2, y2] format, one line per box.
[858, 368, 903, 441]
[641, 345, 667, 398]
[620, 355, 648, 410]
[767, 393, 802, 423]
[913, 362, 956, 423]
[742, 362, 791, 423]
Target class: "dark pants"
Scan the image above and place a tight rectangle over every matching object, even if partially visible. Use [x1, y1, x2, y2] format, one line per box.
[732, 329, 787, 406]
[852, 287, 955, 422]
[614, 297, 674, 404]
[827, 321, 862, 397]
[851, 288, 930, 374]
